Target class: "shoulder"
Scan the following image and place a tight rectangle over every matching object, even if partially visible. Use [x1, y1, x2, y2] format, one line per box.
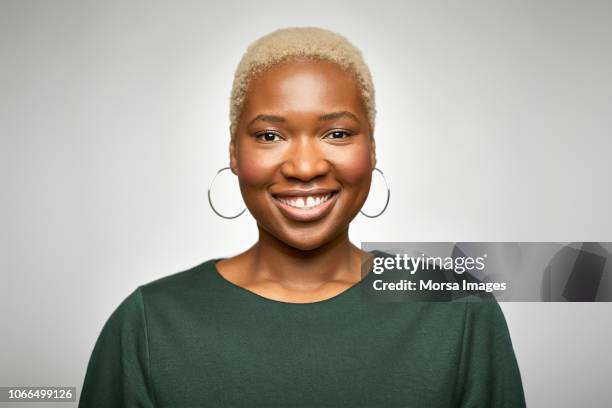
[136, 258, 222, 304]
[142, 258, 219, 289]
[453, 294, 504, 316]
[453, 295, 511, 344]
[83, 258, 224, 381]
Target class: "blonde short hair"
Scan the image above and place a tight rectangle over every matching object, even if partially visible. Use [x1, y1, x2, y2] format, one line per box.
[229, 27, 376, 139]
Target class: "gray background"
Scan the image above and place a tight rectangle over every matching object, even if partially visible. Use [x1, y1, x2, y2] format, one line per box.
[2, 0, 611, 406]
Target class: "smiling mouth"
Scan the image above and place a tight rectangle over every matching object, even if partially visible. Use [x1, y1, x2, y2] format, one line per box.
[275, 192, 334, 209]
[271, 190, 339, 222]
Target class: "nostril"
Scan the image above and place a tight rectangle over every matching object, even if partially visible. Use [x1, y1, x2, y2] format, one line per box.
[279, 155, 332, 181]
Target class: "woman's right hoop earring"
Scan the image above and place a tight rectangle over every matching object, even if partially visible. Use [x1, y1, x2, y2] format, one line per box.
[360, 167, 391, 218]
[207, 166, 246, 219]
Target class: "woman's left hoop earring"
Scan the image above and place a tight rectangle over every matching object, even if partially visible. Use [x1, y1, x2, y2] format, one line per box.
[207, 166, 246, 219]
[360, 167, 391, 218]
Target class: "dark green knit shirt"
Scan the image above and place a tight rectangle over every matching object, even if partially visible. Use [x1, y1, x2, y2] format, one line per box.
[79, 257, 526, 407]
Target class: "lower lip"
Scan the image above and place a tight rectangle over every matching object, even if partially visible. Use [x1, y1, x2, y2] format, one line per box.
[272, 192, 339, 222]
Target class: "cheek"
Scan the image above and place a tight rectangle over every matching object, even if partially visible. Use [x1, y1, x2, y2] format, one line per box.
[332, 144, 372, 185]
[236, 147, 274, 186]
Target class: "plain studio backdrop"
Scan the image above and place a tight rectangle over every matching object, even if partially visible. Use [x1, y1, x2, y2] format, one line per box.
[2, 1, 611, 407]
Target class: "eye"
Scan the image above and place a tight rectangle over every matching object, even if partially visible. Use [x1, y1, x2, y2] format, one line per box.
[324, 130, 353, 140]
[255, 131, 283, 143]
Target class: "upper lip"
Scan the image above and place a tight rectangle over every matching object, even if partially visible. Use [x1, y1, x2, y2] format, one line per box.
[271, 188, 338, 198]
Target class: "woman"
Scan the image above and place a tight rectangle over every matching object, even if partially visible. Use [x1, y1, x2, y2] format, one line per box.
[80, 27, 526, 407]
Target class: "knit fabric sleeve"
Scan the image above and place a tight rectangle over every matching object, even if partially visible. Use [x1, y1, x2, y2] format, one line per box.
[79, 287, 156, 408]
[455, 298, 526, 407]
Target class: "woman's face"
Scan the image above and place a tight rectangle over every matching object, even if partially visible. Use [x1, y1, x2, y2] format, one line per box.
[230, 58, 376, 251]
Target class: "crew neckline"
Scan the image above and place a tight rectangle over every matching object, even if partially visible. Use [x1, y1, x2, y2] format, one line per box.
[209, 256, 376, 306]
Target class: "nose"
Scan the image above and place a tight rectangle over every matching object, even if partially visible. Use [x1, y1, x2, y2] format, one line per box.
[279, 135, 331, 182]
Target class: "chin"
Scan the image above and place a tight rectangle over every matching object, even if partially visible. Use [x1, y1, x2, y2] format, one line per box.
[285, 241, 322, 252]
[279, 225, 345, 252]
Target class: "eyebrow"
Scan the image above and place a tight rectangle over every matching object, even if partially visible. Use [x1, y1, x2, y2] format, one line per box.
[249, 111, 361, 126]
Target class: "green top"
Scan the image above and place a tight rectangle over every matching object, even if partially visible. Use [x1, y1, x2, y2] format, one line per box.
[79, 256, 526, 407]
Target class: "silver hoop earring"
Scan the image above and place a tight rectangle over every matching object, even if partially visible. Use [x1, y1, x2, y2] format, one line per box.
[207, 166, 246, 219]
[360, 167, 390, 218]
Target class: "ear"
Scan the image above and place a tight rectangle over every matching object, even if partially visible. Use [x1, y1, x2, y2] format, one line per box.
[370, 136, 377, 170]
[229, 125, 238, 175]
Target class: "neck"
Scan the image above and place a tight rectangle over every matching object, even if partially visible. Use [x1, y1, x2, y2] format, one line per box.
[245, 224, 364, 289]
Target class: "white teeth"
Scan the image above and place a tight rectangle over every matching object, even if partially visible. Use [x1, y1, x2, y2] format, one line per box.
[277, 193, 333, 209]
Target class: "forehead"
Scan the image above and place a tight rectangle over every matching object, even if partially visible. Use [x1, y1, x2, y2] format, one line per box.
[241, 58, 366, 118]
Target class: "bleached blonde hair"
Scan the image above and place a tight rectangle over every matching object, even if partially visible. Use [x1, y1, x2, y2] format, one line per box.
[229, 27, 376, 140]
